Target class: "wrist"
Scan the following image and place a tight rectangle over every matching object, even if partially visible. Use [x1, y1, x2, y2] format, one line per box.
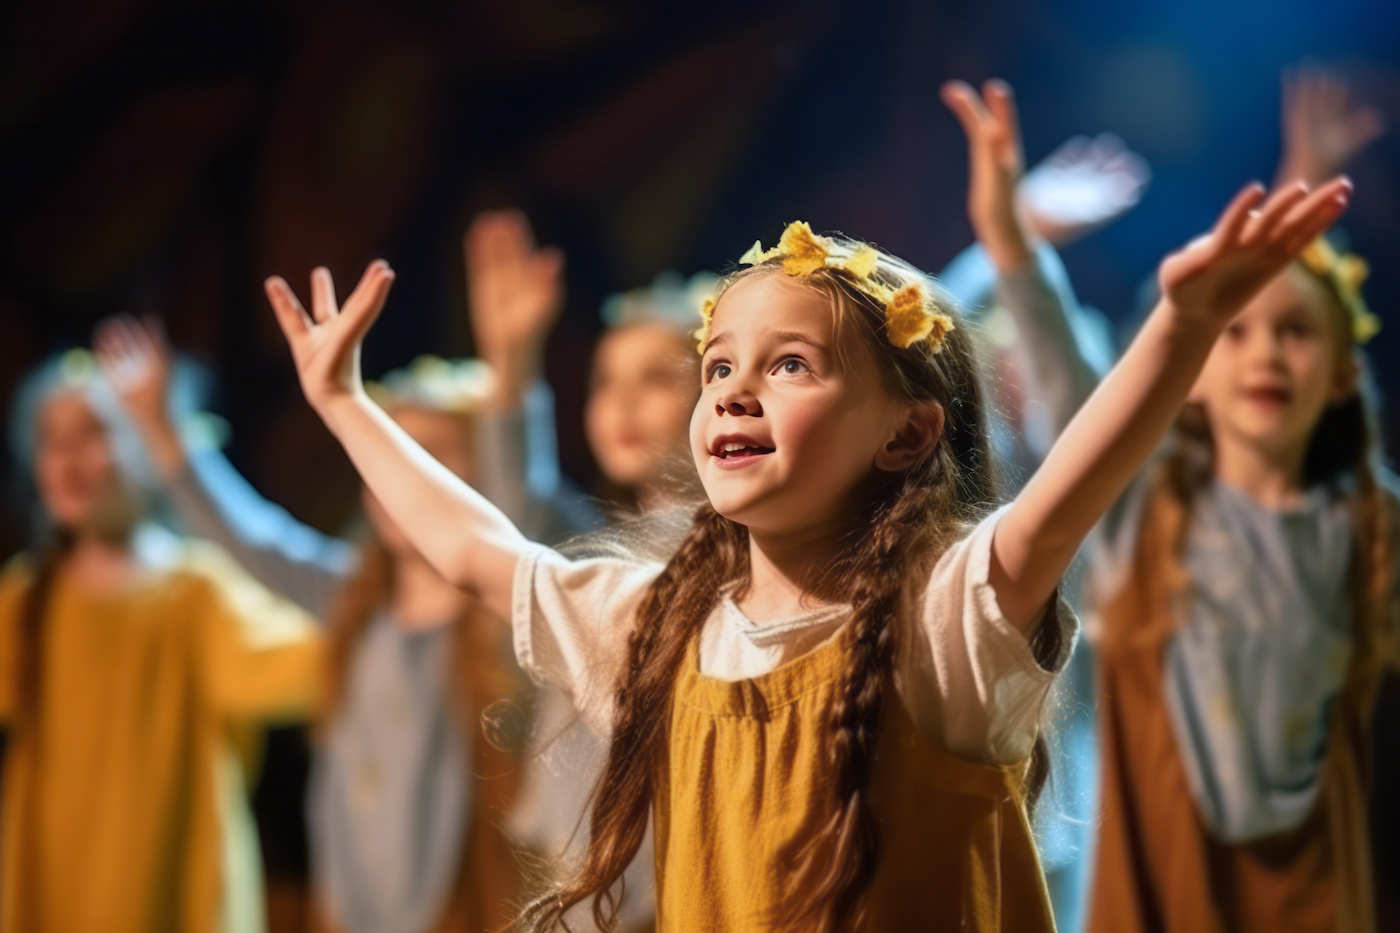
[314, 386, 373, 430]
[1151, 296, 1228, 349]
[978, 222, 1034, 276]
[483, 346, 544, 412]
[139, 417, 187, 481]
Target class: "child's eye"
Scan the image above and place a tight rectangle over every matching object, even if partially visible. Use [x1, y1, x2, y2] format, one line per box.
[1224, 323, 1247, 342]
[775, 357, 809, 376]
[706, 361, 732, 382]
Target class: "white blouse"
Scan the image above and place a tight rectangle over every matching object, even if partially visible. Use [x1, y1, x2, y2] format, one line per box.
[511, 506, 1076, 766]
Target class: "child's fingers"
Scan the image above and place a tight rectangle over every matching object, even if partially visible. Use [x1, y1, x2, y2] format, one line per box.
[1213, 182, 1267, 248]
[1243, 181, 1309, 246]
[107, 316, 145, 368]
[93, 319, 133, 373]
[940, 80, 988, 140]
[339, 262, 396, 341]
[310, 267, 338, 323]
[982, 79, 1020, 148]
[265, 276, 313, 342]
[341, 260, 392, 322]
[1347, 107, 1386, 146]
[1276, 179, 1352, 255]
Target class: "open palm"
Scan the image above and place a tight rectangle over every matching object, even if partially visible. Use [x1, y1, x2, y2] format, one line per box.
[1281, 66, 1385, 186]
[266, 260, 396, 411]
[465, 210, 564, 367]
[1160, 178, 1351, 328]
[94, 315, 173, 428]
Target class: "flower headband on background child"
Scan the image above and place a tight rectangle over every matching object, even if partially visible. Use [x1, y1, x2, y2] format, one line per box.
[695, 221, 957, 353]
[365, 355, 496, 413]
[1298, 236, 1380, 344]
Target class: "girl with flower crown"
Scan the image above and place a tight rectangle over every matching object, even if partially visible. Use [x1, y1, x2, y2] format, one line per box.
[1071, 68, 1397, 933]
[261, 114, 1350, 928]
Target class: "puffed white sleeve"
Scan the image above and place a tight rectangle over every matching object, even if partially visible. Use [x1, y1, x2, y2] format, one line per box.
[897, 505, 1078, 765]
[512, 545, 663, 731]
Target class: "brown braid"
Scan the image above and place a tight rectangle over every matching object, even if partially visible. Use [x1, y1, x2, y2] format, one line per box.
[523, 504, 748, 931]
[525, 239, 1032, 932]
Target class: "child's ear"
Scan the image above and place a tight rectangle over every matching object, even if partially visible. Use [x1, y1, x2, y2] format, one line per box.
[1328, 347, 1361, 404]
[875, 400, 945, 472]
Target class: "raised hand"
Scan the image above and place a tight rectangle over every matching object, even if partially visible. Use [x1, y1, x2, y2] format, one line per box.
[1020, 134, 1151, 246]
[94, 315, 188, 476]
[95, 315, 173, 429]
[1159, 178, 1352, 329]
[266, 260, 396, 414]
[1278, 65, 1385, 188]
[941, 78, 1032, 274]
[464, 210, 564, 408]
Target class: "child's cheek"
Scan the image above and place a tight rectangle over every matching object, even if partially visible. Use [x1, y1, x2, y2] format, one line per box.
[1189, 344, 1232, 407]
[689, 396, 713, 463]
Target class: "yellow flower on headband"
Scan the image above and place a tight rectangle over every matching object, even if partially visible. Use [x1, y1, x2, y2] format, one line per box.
[714, 221, 954, 353]
[694, 297, 717, 354]
[886, 284, 954, 349]
[1298, 237, 1380, 344]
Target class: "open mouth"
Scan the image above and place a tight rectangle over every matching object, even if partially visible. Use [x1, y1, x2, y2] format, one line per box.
[716, 443, 776, 459]
[1241, 386, 1292, 407]
[709, 435, 776, 468]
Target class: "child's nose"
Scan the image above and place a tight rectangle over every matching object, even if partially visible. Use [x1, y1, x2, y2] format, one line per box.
[716, 390, 761, 416]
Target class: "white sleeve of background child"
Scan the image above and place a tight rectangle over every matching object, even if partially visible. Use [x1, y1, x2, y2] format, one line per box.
[897, 505, 1078, 766]
[512, 546, 663, 731]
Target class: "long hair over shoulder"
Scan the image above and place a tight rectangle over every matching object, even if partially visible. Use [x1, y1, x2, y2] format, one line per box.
[524, 236, 1054, 932]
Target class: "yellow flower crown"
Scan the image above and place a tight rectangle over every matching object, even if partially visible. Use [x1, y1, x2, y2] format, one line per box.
[1297, 237, 1379, 344]
[695, 221, 955, 354]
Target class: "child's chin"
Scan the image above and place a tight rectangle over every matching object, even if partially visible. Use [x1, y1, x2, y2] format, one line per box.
[1227, 415, 1306, 451]
[703, 488, 767, 527]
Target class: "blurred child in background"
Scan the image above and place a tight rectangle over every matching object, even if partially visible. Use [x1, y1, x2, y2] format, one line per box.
[94, 212, 577, 933]
[0, 350, 321, 933]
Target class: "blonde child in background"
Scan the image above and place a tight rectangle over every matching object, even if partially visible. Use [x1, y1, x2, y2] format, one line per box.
[0, 351, 321, 933]
[586, 271, 712, 512]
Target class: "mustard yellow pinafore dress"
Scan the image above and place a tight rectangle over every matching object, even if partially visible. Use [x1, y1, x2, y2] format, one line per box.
[652, 628, 1055, 932]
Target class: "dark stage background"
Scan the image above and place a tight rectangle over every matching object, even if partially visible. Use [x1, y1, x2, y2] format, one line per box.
[2, 0, 1399, 928]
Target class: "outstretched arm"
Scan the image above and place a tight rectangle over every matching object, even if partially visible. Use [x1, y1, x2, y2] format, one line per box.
[95, 316, 352, 617]
[465, 209, 605, 541]
[942, 80, 1132, 440]
[266, 261, 529, 620]
[990, 177, 1353, 628]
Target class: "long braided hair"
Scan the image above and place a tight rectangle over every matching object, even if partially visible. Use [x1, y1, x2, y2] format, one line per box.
[525, 238, 1036, 932]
